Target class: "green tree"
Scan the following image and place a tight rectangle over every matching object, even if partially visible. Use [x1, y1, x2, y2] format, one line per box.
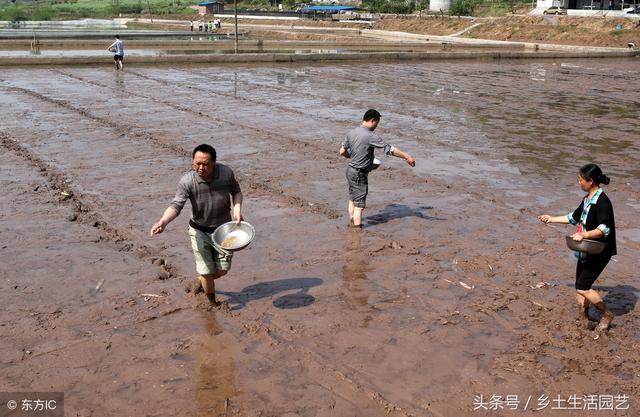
[449, 0, 476, 15]
[367, 0, 415, 14]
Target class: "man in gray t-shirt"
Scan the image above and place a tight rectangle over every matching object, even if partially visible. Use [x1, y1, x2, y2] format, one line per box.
[339, 109, 415, 228]
[151, 144, 243, 305]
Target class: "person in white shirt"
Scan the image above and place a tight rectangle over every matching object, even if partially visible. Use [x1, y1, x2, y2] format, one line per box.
[107, 35, 124, 71]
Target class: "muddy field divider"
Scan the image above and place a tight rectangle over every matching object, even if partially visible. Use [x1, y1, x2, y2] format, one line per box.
[1, 48, 638, 67]
[0, 39, 471, 49]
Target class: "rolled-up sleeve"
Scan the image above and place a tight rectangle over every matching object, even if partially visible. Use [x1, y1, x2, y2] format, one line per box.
[341, 133, 351, 150]
[169, 176, 190, 215]
[597, 224, 611, 237]
[567, 213, 577, 225]
[369, 133, 394, 156]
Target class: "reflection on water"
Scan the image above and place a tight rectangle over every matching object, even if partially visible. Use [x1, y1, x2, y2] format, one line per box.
[0, 46, 522, 58]
[114, 72, 125, 89]
[432, 59, 640, 179]
[194, 312, 237, 417]
[340, 229, 372, 313]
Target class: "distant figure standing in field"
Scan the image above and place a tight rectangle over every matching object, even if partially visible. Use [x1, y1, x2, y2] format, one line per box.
[190, 20, 194, 32]
[538, 163, 617, 332]
[339, 109, 415, 228]
[208, 20, 213, 32]
[150, 144, 243, 305]
[107, 34, 124, 71]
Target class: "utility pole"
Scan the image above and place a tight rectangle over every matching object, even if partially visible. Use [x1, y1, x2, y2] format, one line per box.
[147, 0, 153, 23]
[234, 0, 239, 54]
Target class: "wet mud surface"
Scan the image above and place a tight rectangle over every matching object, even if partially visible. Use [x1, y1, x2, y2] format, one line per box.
[1, 59, 639, 416]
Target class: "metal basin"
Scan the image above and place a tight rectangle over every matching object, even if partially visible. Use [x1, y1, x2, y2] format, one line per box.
[213, 221, 255, 251]
[371, 157, 382, 170]
[565, 236, 606, 255]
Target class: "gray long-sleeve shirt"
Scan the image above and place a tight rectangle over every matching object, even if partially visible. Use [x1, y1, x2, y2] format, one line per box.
[341, 125, 394, 171]
[170, 163, 241, 229]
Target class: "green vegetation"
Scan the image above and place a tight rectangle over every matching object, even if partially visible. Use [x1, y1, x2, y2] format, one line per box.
[448, 0, 477, 16]
[0, 0, 200, 21]
[366, 0, 416, 14]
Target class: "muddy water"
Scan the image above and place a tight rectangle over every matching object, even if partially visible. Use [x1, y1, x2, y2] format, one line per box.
[1, 58, 639, 417]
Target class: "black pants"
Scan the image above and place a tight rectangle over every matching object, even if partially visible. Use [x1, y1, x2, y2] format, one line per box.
[575, 255, 611, 291]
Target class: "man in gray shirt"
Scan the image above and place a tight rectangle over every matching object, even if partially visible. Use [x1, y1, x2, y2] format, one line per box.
[339, 109, 415, 228]
[151, 144, 243, 305]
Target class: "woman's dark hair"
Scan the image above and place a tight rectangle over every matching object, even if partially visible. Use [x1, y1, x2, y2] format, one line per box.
[363, 109, 381, 122]
[192, 144, 216, 160]
[580, 163, 610, 185]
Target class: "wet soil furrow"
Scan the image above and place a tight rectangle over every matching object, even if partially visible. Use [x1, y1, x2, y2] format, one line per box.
[126, 69, 332, 149]
[0, 132, 178, 279]
[50, 70, 463, 199]
[152, 66, 452, 143]
[1, 80, 341, 219]
[0, 128, 404, 413]
[0, 81, 190, 158]
[0, 129, 409, 415]
[46, 70, 345, 218]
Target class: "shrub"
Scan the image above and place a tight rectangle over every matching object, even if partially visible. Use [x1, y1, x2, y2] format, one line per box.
[449, 0, 477, 16]
[32, 5, 55, 20]
[0, 5, 28, 21]
[367, 0, 415, 14]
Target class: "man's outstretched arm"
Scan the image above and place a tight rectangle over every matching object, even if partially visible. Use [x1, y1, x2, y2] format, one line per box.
[150, 207, 179, 236]
[391, 147, 415, 167]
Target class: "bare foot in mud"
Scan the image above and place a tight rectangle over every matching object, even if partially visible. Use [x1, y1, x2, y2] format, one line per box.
[206, 293, 219, 306]
[586, 321, 598, 331]
[595, 311, 614, 332]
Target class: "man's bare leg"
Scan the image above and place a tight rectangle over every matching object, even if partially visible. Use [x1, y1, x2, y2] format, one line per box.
[200, 270, 227, 305]
[352, 206, 364, 227]
[348, 200, 355, 224]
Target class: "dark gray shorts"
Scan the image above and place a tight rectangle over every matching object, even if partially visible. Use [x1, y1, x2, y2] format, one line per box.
[346, 166, 368, 208]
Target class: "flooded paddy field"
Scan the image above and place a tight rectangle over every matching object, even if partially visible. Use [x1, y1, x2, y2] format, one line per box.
[1, 58, 639, 417]
[0, 33, 525, 61]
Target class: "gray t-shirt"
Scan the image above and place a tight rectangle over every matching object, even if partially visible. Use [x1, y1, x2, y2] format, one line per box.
[170, 163, 241, 228]
[342, 125, 394, 171]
